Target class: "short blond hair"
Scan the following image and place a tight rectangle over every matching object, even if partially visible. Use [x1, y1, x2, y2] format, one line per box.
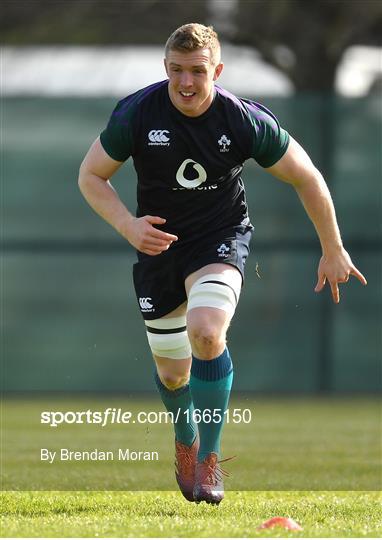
[165, 23, 221, 65]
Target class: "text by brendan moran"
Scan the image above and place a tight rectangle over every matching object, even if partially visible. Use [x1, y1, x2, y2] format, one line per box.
[40, 448, 159, 463]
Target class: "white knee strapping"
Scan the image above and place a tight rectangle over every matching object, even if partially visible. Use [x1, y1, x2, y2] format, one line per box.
[145, 316, 191, 360]
[187, 272, 242, 316]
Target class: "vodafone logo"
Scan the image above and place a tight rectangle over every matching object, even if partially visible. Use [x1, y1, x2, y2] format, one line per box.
[148, 130, 170, 146]
[139, 297, 155, 312]
[175, 159, 207, 189]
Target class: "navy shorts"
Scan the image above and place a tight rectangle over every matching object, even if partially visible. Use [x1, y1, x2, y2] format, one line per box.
[132, 224, 253, 320]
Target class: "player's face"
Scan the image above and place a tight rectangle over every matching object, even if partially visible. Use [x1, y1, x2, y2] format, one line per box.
[164, 48, 223, 117]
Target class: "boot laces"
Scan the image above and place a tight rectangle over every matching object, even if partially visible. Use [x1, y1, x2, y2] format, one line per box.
[175, 445, 195, 476]
[201, 455, 236, 485]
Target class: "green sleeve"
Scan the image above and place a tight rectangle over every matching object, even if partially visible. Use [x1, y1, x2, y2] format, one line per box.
[244, 100, 290, 168]
[99, 97, 136, 162]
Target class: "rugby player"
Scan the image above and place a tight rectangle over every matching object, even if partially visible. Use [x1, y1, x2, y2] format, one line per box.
[78, 23, 366, 504]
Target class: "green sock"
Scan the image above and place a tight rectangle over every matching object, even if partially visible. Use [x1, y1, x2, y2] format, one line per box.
[154, 372, 197, 447]
[189, 347, 233, 462]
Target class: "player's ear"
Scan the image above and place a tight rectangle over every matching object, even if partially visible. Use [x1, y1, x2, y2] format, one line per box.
[163, 58, 169, 76]
[213, 62, 224, 81]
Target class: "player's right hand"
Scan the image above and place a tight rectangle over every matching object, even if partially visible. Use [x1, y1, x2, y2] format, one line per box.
[122, 215, 178, 256]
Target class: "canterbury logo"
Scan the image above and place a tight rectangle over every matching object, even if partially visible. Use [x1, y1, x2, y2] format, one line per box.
[139, 297, 154, 311]
[148, 130, 170, 145]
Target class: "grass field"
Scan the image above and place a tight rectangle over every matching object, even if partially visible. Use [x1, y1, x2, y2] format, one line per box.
[1, 490, 381, 537]
[1, 395, 381, 537]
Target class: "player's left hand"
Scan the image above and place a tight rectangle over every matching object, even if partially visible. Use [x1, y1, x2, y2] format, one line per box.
[314, 247, 367, 303]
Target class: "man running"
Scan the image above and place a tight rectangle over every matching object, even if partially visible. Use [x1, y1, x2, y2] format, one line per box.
[78, 23, 366, 504]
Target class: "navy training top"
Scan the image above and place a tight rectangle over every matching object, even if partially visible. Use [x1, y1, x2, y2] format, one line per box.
[100, 80, 290, 244]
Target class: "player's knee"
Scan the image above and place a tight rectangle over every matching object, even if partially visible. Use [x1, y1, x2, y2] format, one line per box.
[187, 323, 226, 360]
[187, 318, 227, 360]
[157, 371, 189, 391]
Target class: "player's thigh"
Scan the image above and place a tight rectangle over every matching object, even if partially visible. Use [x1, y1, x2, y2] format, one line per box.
[185, 263, 242, 335]
[161, 302, 187, 319]
[149, 302, 192, 382]
[185, 263, 242, 295]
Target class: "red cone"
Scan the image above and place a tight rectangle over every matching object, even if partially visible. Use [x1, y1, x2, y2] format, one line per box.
[258, 516, 303, 531]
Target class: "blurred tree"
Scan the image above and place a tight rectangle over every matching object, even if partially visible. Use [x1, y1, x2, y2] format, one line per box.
[227, 0, 382, 392]
[3, 0, 381, 93]
[232, 0, 382, 92]
[1, 0, 207, 45]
